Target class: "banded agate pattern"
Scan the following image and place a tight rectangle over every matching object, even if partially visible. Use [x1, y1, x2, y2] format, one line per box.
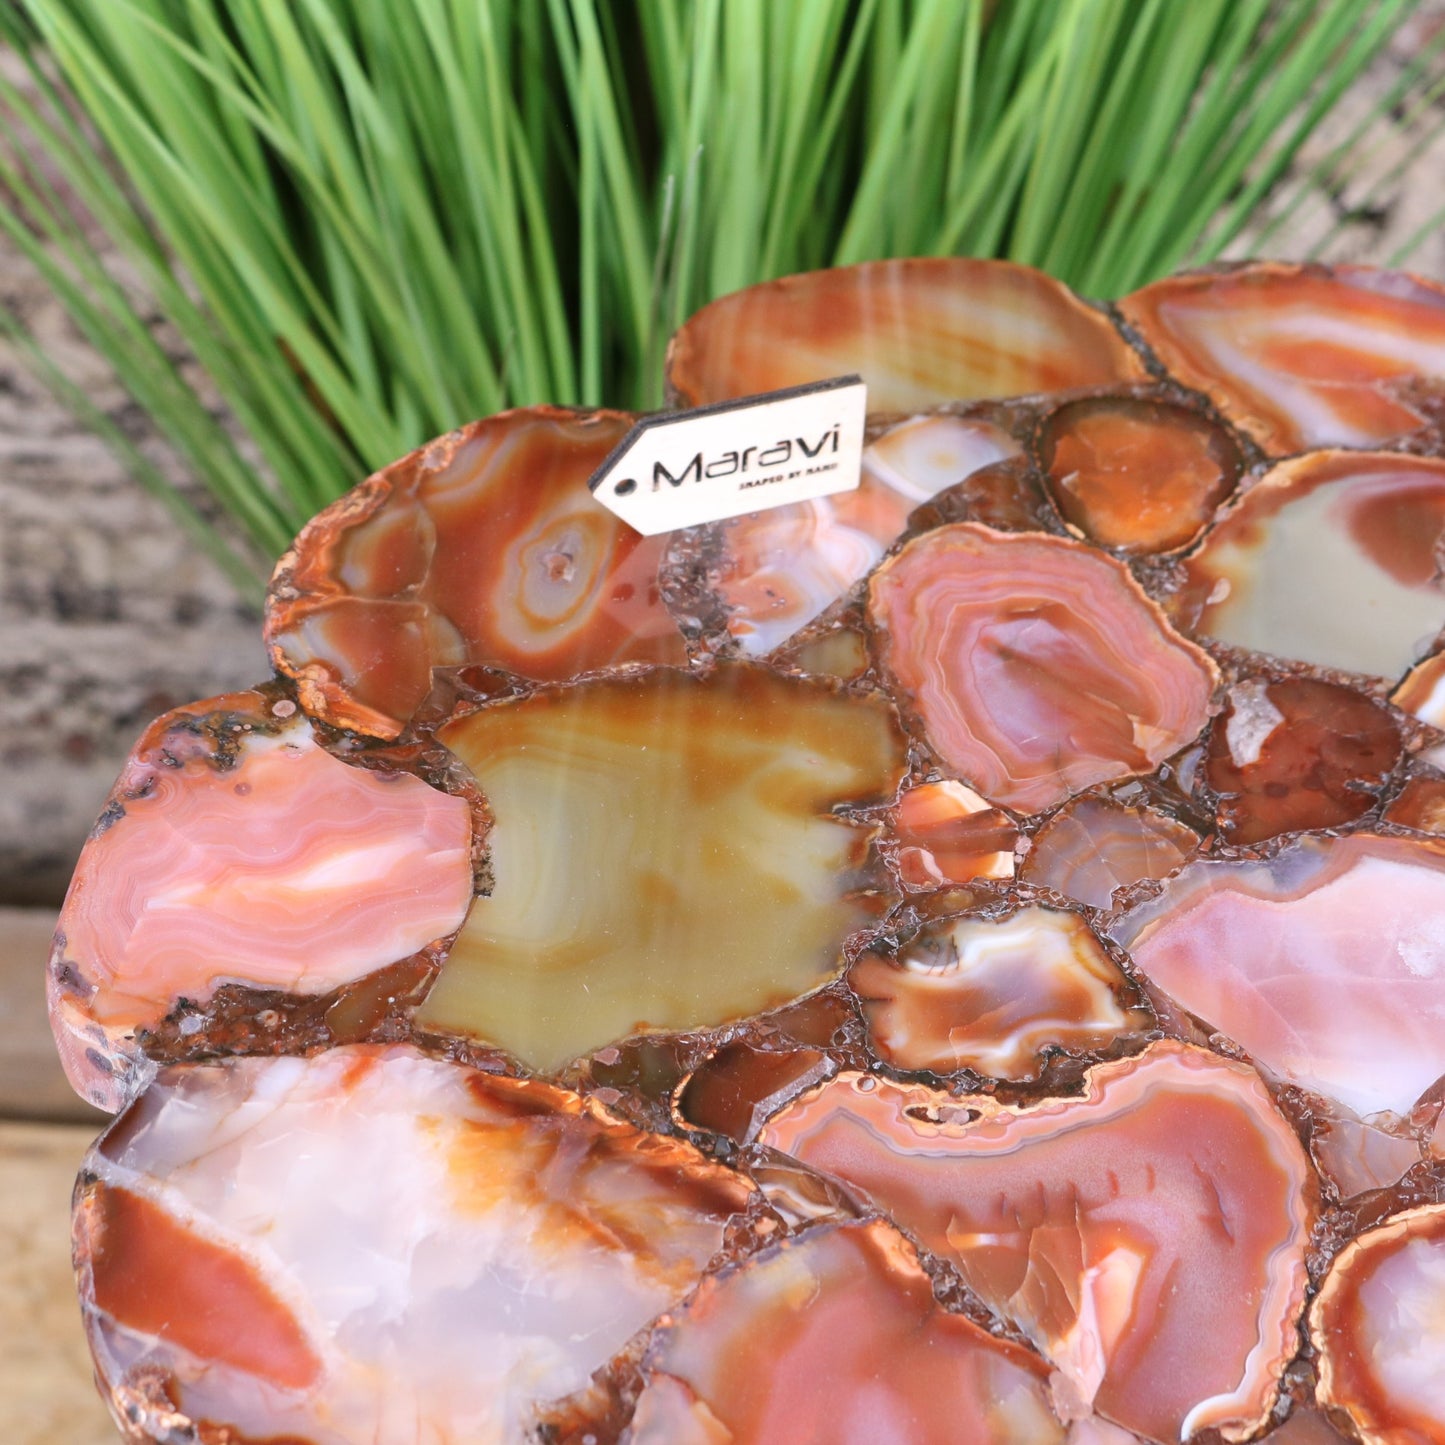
[54, 258, 1445, 1445]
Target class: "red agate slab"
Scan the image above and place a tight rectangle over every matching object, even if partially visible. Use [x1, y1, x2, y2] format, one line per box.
[1203, 677, 1401, 844]
[624, 1220, 1069, 1445]
[1312, 1204, 1445, 1443]
[266, 407, 686, 737]
[75, 1044, 752, 1445]
[1112, 833, 1445, 1119]
[1172, 450, 1445, 679]
[1121, 264, 1445, 454]
[868, 523, 1218, 813]
[666, 258, 1146, 413]
[48, 691, 473, 1112]
[757, 1041, 1316, 1442]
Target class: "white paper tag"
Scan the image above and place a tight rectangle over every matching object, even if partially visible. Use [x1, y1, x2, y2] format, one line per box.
[588, 376, 867, 535]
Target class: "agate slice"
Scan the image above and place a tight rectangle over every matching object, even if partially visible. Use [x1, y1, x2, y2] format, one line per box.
[267, 408, 685, 736]
[667, 257, 1145, 412]
[1121, 264, 1445, 453]
[1037, 395, 1242, 554]
[1020, 793, 1200, 910]
[1173, 451, 1445, 679]
[850, 906, 1147, 1080]
[758, 1041, 1315, 1442]
[1204, 677, 1400, 843]
[1312, 1203, 1445, 1443]
[625, 1220, 1068, 1445]
[889, 779, 1017, 888]
[49, 692, 473, 1111]
[869, 523, 1217, 812]
[713, 413, 1020, 654]
[1113, 833, 1445, 1118]
[420, 666, 906, 1068]
[74, 1044, 752, 1445]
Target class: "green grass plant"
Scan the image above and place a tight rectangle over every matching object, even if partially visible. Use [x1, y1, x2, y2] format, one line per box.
[0, 0, 1428, 592]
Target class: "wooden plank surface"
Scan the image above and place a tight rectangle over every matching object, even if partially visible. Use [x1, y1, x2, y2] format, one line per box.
[3, 1121, 118, 1445]
[0, 906, 108, 1125]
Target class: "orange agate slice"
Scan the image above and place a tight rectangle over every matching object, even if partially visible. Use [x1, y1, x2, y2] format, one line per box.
[850, 906, 1148, 1080]
[759, 1041, 1315, 1442]
[627, 1221, 1069, 1445]
[868, 524, 1217, 812]
[1121, 264, 1445, 454]
[49, 692, 473, 1111]
[667, 258, 1145, 413]
[267, 407, 685, 736]
[1038, 395, 1242, 554]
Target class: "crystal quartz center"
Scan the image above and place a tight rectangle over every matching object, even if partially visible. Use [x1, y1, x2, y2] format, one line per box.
[868, 523, 1218, 812]
[1312, 1204, 1445, 1443]
[1038, 396, 1242, 554]
[49, 691, 473, 1110]
[666, 257, 1146, 411]
[74, 1044, 752, 1445]
[420, 665, 906, 1068]
[624, 1220, 1069, 1444]
[1121, 263, 1445, 453]
[713, 413, 1020, 653]
[849, 906, 1148, 1080]
[267, 407, 685, 737]
[757, 1041, 1316, 1442]
[1173, 451, 1445, 678]
[1112, 833, 1445, 1118]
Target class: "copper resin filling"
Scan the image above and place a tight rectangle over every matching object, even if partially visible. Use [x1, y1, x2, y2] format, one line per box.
[52, 257, 1445, 1444]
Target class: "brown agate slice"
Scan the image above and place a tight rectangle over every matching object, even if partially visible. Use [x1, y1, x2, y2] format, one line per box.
[1174, 451, 1445, 679]
[758, 1041, 1315, 1442]
[869, 524, 1217, 812]
[1038, 396, 1242, 553]
[1313, 1203, 1445, 1442]
[1113, 833, 1445, 1118]
[49, 692, 473, 1111]
[1205, 678, 1400, 844]
[419, 666, 906, 1068]
[850, 906, 1147, 1080]
[890, 779, 1017, 888]
[626, 1220, 1067, 1445]
[1022, 793, 1201, 910]
[676, 1043, 836, 1144]
[266, 408, 685, 736]
[76, 1044, 751, 1445]
[1121, 264, 1445, 454]
[667, 258, 1145, 413]
[715, 414, 1020, 654]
